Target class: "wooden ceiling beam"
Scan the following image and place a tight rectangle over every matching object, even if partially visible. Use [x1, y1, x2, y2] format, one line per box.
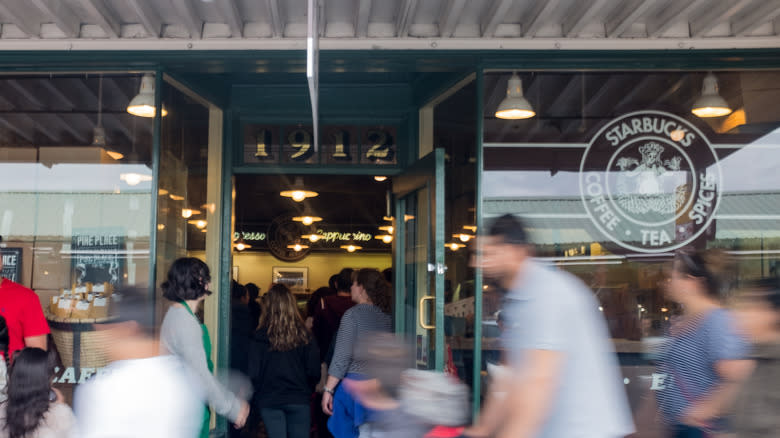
[563, 0, 610, 37]
[266, 0, 283, 37]
[481, 0, 517, 37]
[605, 0, 656, 38]
[439, 0, 467, 38]
[690, 0, 752, 37]
[396, 0, 419, 37]
[77, 0, 121, 37]
[30, 0, 82, 38]
[354, 0, 372, 37]
[127, 0, 163, 38]
[0, 1, 40, 38]
[522, 0, 561, 37]
[646, 0, 707, 37]
[215, 0, 243, 37]
[731, 0, 780, 36]
[171, 0, 203, 38]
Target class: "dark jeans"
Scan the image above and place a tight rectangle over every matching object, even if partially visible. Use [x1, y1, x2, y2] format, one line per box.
[671, 424, 708, 438]
[260, 404, 310, 438]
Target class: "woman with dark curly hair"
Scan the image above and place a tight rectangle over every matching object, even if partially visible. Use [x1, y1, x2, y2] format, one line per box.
[321, 268, 392, 438]
[0, 348, 74, 438]
[248, 283, 320, 438]
[160, 257, 249, 438]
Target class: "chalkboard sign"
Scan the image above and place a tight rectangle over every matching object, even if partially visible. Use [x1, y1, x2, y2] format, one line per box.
[0, 248, 23, 283]
[71, 228, 124, 290]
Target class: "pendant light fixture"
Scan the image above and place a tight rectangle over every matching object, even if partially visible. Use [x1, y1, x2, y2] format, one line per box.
[280, 177, 318, 202]
[495, 72, 535, 120]
[691, 73, 732, 118]
[181, 208, 201, 219]
[187, 219, 208, 229]
[453, 232, 474, 243]
[375, 234, 393, 244]
[234, 235, 251, 251]
[447, 242, 466, 251]
[340, 242, 362, 253]
[92, 75, 124, 160]
[127, 74, 168, 118]
[292, 207, 323, 226]
[302, 232, 325, 242]
[287, 241, 310, 252]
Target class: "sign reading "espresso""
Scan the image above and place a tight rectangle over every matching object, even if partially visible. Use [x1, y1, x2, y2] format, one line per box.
[579, 111, 721, 253]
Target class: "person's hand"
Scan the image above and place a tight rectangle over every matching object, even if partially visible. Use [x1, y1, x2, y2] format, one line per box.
[233, 401, 250, 429]
[322, 391, 334, 416]
[681, 403, 714, 429]
[461, 426, 489, 438]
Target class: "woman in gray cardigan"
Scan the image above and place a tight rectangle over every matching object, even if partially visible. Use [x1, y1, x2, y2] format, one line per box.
[160, 257, 249, 438]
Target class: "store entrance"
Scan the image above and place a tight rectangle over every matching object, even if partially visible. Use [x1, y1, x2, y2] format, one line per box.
[230, 174, 394, 328]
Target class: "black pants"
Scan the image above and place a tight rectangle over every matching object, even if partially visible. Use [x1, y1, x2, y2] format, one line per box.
[260, 404, 310, 438]
[671, 424, 708, 438]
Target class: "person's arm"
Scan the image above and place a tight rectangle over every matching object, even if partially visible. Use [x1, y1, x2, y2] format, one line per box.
[467, 349, 564, 438]
[22, 290, 50, 350]
[322, 310, 356, 415]
[305, 339, 322, 387]
[163, 310, 247, 425]
[682, 359, 754, 428]
[24, 335, 47, 350]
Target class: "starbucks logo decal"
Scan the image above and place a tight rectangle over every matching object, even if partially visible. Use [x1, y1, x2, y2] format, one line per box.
[579, 111, 721, 253]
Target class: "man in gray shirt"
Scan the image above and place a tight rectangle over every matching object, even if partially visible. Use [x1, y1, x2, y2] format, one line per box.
[466, 214, 634, 438]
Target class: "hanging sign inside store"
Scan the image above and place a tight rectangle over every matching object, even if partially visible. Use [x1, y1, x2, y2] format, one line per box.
[243, 124, 397, 166]
[579, 110, 721, 253]
[0, 247, 22, 282]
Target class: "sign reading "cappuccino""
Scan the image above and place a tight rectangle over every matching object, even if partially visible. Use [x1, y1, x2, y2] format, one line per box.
[579, 111, 721, 253]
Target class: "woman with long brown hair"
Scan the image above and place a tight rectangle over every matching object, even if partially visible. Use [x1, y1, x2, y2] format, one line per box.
[248, 283, 320, 438]
[321, 268, 392, 438]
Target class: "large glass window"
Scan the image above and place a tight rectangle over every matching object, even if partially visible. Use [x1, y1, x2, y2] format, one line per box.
[480, 70, 780, 426]
[0, 73, 154, 398]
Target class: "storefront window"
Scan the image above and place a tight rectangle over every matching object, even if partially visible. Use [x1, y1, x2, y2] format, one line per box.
[0, 73, 154, 398]
[480, 70, 780, 424]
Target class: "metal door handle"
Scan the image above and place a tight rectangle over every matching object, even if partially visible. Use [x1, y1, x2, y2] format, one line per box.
[419, 296, 435, 330]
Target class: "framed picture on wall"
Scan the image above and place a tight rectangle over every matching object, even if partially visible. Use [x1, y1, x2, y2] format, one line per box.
[272, 267, 308, 294]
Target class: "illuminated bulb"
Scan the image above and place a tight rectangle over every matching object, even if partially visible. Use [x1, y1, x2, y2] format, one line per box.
[106, 150, 124, 160]
[455, 233, 473, 243]
[291, 191, 306, 202]
[169, 194, 184, 201]
[157, 224, 165, 231]
[340, 244, 362, 252]
[158, 188, 169, 196]
[188, 219, 207, 229]
[448, 242, 466, 251]
[383, 216, 394, 222]
[294, 244, 302, 251]
[375, 234, 393, 243]
[293, 215, 322, 225]
[235, 242, 246, 251]
[201, 229, 207, 233]
[463, 225, 477, 232]
[599, 306, 604, 312]
[181, 208, 201, 219]
[661, 307, 668, 313]
[287, 243, 309, 252]
[303, 234, 324, 242]
[347, 245, 356, 252]
[374, 176, 388, 182]
[302, 216, 313, 226]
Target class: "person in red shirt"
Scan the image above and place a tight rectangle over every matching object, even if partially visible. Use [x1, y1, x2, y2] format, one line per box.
[0, 241, 49, 358]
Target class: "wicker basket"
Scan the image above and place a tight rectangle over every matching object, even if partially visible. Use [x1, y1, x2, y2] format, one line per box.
[47, 316, 115, 369]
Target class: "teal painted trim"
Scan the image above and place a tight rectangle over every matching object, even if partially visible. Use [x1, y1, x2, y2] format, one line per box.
[393, 196, 405, 334]
[471, 68, 485, 420]
[434, 148, 445, 371]
[216, 108, 234, 436]
[232, 165, 402, 175]
[413, 71, 475, 107]
[163, 70, 229, 109]
[148, 69, 163, 323]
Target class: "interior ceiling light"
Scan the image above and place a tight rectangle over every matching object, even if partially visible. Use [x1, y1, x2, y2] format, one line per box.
[302, 233, 325, 242]
[120, 173, 152, 186]
[454, 233, 474, 243]
[127, 73, 168, 118]
[447, 242, 466, 251]
[169, 194, 185, 201]
[181, 208, 201, 219]
[692, 72, 732, 118]
[188, 219, 208, 229]
[287, 242, 309, 252]
[340, 243, 362, 253]
[378, 225, 394, 233]
[157, 224, 165, 231]
[375, 234, 393, 244]
[158, 188, 169, 196]
[374, 176, 388, 182]
[201, 228, 207, 233]
[92, 75, 123, 160]
[383, 216, 394, 222]
[495, 72, 535, 120]
[292, 214, 322, 226]
[404, 214, 415, 222]
[280, 176, 318, 202]
[463, 225, 477, 232]
[234, 235, 251, 251]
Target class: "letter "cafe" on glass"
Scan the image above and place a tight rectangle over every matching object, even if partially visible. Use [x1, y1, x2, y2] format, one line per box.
[0, 0, 779, 432]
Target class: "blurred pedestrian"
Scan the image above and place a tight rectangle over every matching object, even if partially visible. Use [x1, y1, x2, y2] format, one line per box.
[230, 281, 253, 376]
[74, 288, 202, 438]
[466, 214, 634, 438]
[248, 283, 320, 438]
[0, 237, 49, 355]
[733, 277, 780, 438]
[321, 269, 392, 438]
[160, 258, 250, 438]
[0, 348, 74, 438]
[0, 316, 8, 403]
[654, 252, 752, 438]
[245, 283, 262, 328]
[306, 286, 336, 331]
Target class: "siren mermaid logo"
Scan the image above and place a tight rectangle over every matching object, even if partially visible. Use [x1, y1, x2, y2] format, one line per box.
[579, 111, 722, 253]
